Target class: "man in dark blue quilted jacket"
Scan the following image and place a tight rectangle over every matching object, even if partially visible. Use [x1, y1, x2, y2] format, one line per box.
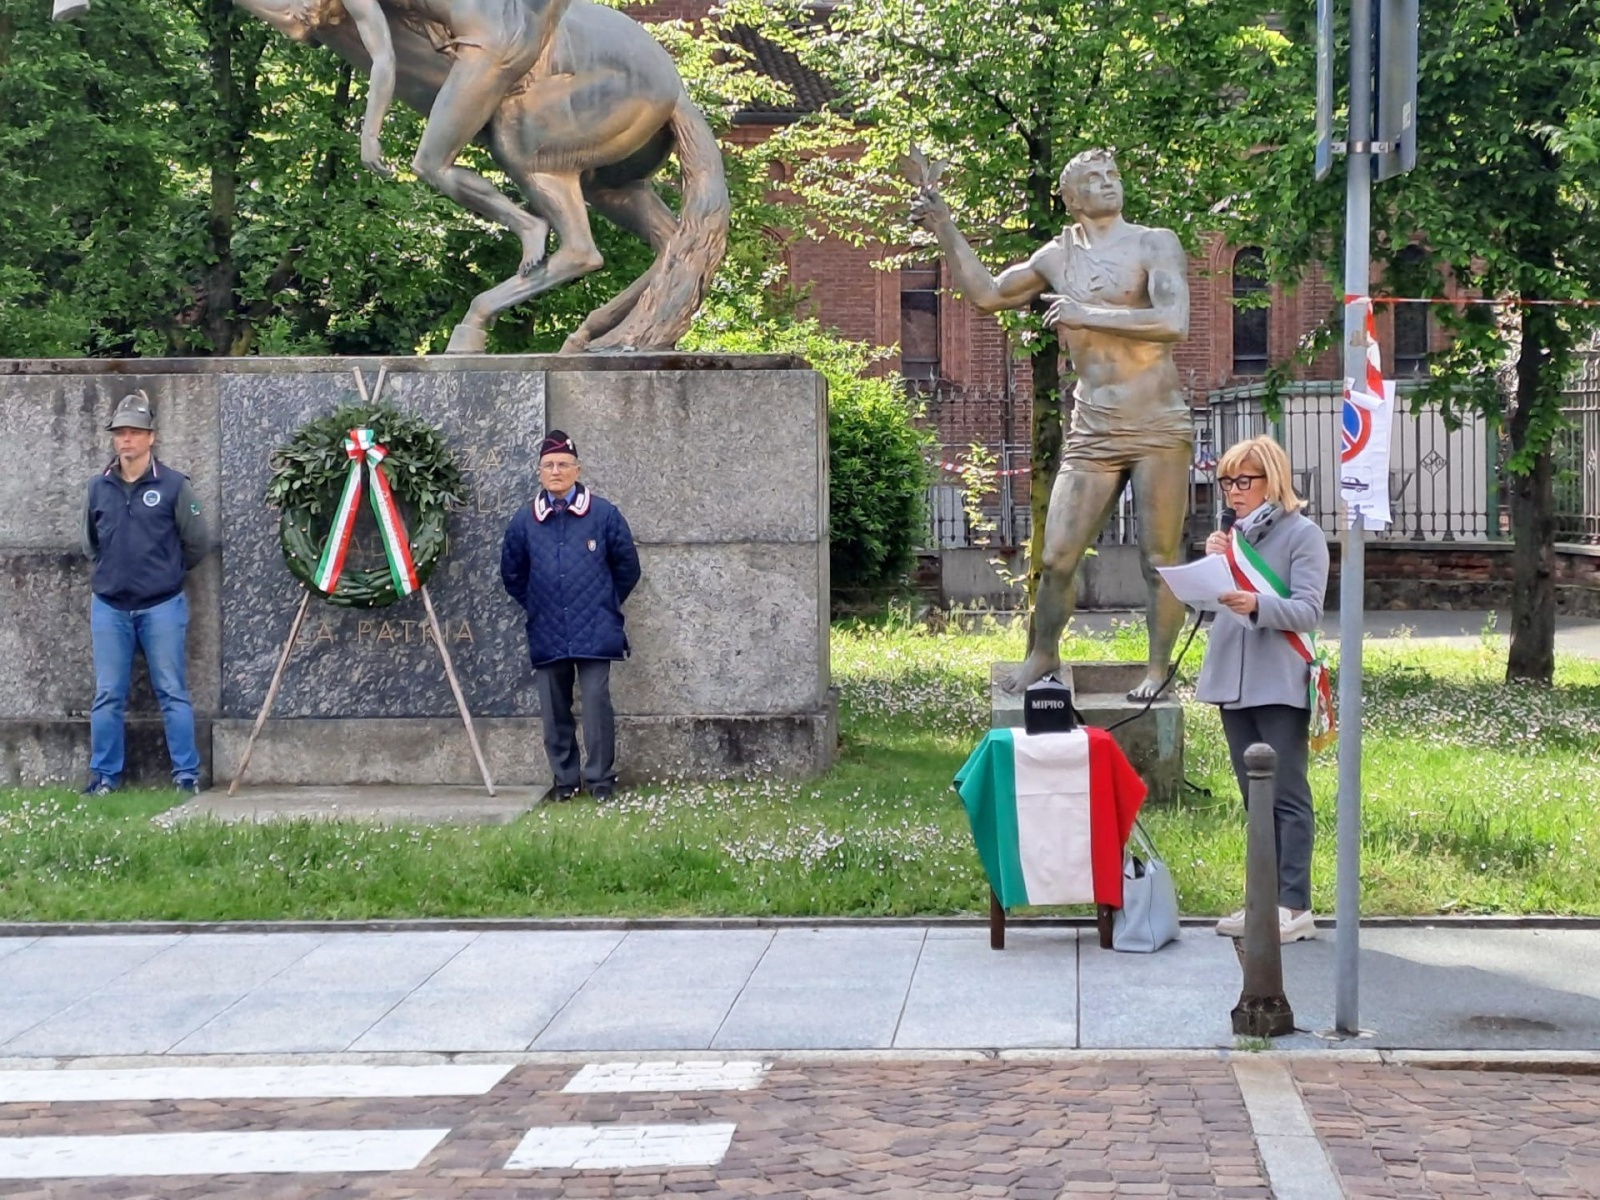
[500, 430, 641, 801]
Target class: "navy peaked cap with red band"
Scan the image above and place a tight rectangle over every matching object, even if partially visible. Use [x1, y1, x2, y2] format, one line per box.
[538, 430, 578, 459]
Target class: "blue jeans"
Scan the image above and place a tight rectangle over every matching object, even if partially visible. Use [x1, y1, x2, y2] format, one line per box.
[90, 592, 200, 786]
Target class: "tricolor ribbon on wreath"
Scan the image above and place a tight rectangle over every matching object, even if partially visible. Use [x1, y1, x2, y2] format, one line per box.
[1225, 529, 1338, 753]
[312, 428, 421, 599]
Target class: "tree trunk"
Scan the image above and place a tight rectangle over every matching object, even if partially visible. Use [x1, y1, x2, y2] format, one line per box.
[1506, 310, 1557, 685]
[202, 0, 242, 356]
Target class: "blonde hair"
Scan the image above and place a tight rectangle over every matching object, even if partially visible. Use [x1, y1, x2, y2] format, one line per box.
[1216, 435, 1303, 513]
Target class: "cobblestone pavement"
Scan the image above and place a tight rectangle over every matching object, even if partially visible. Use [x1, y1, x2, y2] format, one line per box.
[1296, 1062, 1600, 1199]
[2, 1058, 1600, 1198]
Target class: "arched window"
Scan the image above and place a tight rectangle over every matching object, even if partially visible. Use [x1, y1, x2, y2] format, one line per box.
[1393, 245, 1430, 377]
[1231, 247, 1270, 376]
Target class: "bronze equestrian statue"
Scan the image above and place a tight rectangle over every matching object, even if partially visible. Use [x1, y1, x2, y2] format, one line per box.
[54, 0, 730, 354]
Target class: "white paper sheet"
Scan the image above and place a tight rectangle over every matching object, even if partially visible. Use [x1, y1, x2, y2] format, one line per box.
[1155, 556, 1241, 616]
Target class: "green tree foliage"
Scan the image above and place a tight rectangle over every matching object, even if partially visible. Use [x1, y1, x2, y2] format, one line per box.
[681, 299, 932, 592]
[1232, 0, 1600, 684]
[725, 0, 1273, 599]
[0, 0, 792, 356]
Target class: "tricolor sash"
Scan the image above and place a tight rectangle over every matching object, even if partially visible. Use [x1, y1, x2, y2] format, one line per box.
[1225, 528, 1336, 751]
[311, 427, 421, 599]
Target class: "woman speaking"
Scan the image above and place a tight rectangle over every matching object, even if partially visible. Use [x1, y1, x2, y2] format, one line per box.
[1196, 435, 1332, 944]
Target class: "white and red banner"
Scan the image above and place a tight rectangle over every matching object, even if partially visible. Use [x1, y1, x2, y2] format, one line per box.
[1340, 297, 1395, 529]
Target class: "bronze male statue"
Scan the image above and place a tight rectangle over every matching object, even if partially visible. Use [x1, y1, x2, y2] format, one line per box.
[910, 149, 1192, 700]
[55, 0, 728, 354]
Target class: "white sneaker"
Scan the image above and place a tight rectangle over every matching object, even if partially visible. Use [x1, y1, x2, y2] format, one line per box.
[1280, 908, 1317, 943]
[1216, 906, 1317, 941]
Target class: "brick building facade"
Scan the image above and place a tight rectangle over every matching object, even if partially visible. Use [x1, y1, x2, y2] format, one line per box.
[630, 0, 1453, 457]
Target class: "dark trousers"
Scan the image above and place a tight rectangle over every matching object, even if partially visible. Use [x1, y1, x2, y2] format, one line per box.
[1220, 704, 1314, 911]
[534, 658, 615, 790]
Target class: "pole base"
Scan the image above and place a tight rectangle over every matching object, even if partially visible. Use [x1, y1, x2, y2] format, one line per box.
[1232, 993, 1296, 1038]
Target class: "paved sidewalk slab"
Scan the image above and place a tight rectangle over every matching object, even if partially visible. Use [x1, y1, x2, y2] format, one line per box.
[350, 931, 622, 1052]
[5, 924, 1600, 1056]
[894, 927, 1077, 1049]
[170, 932, 474, 1055]
[532, 931, 773, 1052]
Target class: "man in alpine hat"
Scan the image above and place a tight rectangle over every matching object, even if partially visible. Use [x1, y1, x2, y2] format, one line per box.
[81, 390, 211, 795]
[500, 429, 641, 801]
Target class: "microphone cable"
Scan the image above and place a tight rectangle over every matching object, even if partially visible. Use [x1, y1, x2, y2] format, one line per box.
[1102, 607, 1208, 733]
[1102, 507, 1234, 733]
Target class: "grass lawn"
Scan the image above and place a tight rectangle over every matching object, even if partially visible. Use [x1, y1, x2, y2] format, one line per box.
[2, 619, 1598, 921]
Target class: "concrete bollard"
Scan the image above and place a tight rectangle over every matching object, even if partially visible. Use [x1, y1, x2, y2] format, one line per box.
[1231, 741, 1295, 1038]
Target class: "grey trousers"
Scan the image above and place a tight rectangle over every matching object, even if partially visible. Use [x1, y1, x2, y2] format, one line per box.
[1219, 704, 1314, 911]
[534, 658, 615, 790]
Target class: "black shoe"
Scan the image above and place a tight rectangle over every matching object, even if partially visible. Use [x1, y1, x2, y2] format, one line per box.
[175, 780, 201, 797]
[80, 777, 117, 797]
[551, 784, 581, 802]
[589, 784, 614, 802]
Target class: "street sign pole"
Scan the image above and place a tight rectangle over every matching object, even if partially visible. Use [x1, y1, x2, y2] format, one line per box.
[1335, 0, 1376, 1037]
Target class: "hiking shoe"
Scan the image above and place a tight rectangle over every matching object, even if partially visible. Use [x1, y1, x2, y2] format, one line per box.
[80, 777, 118, 797]
[1214, 908, 1246, 937]
[175, 780, 202, 797]
[589, 784, 614, 802]
[551, 784, 580, 803]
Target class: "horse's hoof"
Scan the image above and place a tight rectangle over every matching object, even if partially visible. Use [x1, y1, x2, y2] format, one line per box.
[445, 324, 488, 354]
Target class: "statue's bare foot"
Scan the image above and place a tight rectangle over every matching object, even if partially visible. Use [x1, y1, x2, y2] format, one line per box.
[1126, 671, 1167, 702]
[1003, 652, 1062, 695]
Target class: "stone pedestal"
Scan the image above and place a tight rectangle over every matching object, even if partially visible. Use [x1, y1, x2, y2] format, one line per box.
[990, 661, 1183, 804]
[0, 355, 834, 788]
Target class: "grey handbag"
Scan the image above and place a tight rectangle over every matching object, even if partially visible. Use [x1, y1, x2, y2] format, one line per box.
[1111, 821, 1181, 953]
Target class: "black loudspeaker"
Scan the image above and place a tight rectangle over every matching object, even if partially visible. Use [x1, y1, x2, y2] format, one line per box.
[1024, 674, 1077, 735]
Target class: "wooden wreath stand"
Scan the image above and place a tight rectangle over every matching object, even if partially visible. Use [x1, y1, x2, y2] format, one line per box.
[227, 367, 496, 798]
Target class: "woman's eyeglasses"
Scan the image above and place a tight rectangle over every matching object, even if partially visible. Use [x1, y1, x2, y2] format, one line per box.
[1217, 474, 1265, 491]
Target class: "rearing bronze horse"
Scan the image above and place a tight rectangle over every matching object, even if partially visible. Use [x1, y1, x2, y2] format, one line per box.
[55, 0, 729, 353]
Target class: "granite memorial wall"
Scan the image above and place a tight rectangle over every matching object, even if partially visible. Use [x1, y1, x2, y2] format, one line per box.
[0, 356, 834, 788]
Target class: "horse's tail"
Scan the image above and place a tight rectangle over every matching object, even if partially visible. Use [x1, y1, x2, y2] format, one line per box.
[588, 94, 728, 351]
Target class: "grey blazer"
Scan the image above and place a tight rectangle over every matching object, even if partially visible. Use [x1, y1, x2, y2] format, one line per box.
[1194, 508, 1330, 710]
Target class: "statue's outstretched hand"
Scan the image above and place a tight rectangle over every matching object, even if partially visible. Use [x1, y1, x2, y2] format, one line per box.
[361, 131, 396, 180]
[899, 146, 951, 230]
[908, 186, 952, 229]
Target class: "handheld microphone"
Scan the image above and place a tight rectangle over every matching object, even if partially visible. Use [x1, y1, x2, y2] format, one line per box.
[1219, 506, 1237, 534]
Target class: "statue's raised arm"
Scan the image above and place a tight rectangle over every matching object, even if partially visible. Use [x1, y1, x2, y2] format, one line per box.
[902, 147, 1050, 315]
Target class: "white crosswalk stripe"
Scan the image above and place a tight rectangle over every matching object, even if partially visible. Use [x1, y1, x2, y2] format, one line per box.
[562, 1060, 768, 1093]
[0, 1064, 512, 1103]
[0, 1129, 451, 1180]
[505, 1123, 738, 1170]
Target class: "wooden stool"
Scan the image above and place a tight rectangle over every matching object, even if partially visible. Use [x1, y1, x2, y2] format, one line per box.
[989, 890, 1115, 950]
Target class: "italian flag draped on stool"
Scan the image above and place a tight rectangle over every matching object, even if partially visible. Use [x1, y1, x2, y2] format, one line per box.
[955, 728, 1147, 907]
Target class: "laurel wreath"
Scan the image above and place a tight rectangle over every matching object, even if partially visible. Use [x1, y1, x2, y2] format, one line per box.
[266, 404, 468, 608]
